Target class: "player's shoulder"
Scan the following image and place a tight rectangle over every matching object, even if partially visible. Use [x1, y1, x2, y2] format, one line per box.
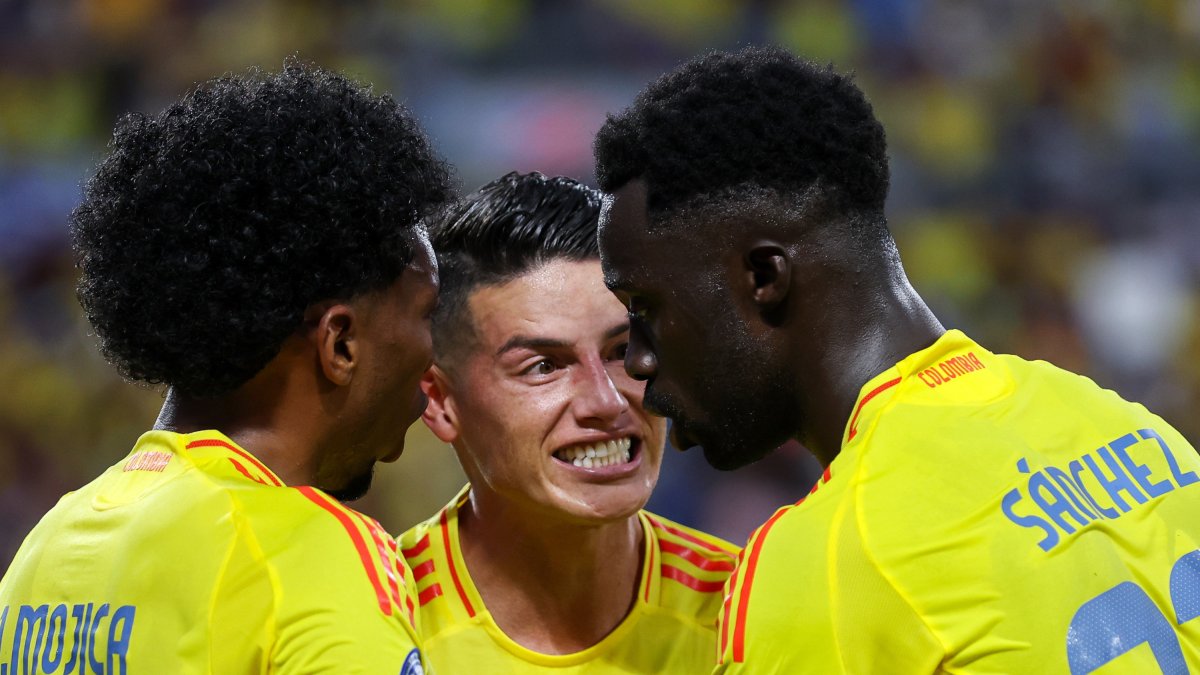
[398, 507, 444, 559]
[645, 511, 740, 561]
[239, 486, 414, 611]
[642, 511, 739, 622]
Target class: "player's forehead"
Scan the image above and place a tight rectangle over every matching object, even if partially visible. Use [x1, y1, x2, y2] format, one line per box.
[598, 181, 664, 293]
[466, 259, 627, 351]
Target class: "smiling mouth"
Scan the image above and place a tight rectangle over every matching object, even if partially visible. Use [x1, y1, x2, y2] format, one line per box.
[553, 437, 636, 469]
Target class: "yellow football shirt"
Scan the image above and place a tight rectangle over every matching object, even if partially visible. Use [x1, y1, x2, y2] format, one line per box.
[0, 429, 427, 674]
[716, 329, 1200, 674]
[401, 486, 739, 673]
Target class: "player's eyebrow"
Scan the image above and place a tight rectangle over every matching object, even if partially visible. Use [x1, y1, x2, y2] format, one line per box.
[603, 322, 629, 340]
[495, 335, 570, 356]
[496, 322, 629, 357]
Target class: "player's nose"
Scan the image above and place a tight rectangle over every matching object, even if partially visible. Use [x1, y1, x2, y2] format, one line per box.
[574, 357, 630, 423]
[624, 329, 657, 381]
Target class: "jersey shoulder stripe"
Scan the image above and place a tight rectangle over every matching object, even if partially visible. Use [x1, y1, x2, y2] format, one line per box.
[295, 486, 397, 618]
[719, 466, 835, 663]
[846, 377, 902, 442]
[353, 509, 416, 625]
[726, 506, 788, 664]
[186, 438, 283, 486]
[399, 498, 476, 619]
[438, 509, 476, 617]
[646, 513, 739, 599]
[402, 531, 444, 608]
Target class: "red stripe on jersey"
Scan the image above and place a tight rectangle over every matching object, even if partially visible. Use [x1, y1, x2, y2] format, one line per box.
[227, 458, 267, 485]
[354, 512, 405, 616]
[661, 564, 725, 593]
[439, 510, 475, 617]
[419, 584, 444, 606]
[384, 537, 409, 585]
[644, 535, 656, 602]
[659, 539, 735, 573]
[403, 533, 431, 559]
[846, 377, 901, 441]
[646, 514, 734, 558]
[297, 486, 392, 615]
[412, 559, 435, 581]
[359, 518, 416, 623]
[187, 439, 283, 486]
[732, 508, 788, 663]
[719, 550, 746, 663]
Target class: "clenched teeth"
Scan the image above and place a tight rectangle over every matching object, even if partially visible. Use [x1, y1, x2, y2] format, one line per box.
[555, 438, 633, 468]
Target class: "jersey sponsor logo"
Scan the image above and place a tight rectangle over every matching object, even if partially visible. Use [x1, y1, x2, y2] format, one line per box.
[399, 648, 424, 675]
[1002, 428, 1199, 551]
[0, 603, 135, 675]
[917, 351, 985, 388]
[121, 451, 171, 473]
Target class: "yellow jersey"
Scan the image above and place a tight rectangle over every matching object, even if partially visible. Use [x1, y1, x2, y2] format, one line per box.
[716, 330, 1200, 674]
[401, 486, 739, 673]
[0, 429, 427, 674]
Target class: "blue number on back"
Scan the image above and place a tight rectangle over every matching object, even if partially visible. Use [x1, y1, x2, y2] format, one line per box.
[1066, 550, 1200, 674]
[1172, 550, 1200, 624]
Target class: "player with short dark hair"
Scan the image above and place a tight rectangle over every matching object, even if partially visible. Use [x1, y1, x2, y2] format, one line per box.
[403, 171, 738, 674]
[0, 63, 452, 673]
[595, 45, 1200, 673]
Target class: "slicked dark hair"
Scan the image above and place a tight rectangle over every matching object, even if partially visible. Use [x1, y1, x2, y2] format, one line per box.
[430, 171, 601, 364]
[594, 45, 890, 227]
[71, 61, 454, 397]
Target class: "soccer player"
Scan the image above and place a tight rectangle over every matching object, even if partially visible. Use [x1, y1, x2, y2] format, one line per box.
[0, 64, 452, 673]
[594, 46, 1200, 673]
[401, 171, 739, 673]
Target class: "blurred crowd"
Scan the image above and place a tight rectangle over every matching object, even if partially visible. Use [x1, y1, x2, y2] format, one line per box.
[2, 0, 1199, 571]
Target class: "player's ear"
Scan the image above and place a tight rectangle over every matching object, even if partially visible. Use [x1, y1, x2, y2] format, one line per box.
[310, 302, 358, 386]
[421, 364, 460, 443]
[743, 240, 792, 315]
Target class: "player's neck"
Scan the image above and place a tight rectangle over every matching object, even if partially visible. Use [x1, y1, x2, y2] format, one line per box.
[799, 273, 944, 465]
[154, 376, 323, 488]
[457, 496, 644, 654]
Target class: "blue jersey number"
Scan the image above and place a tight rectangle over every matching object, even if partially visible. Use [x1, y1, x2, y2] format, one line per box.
[1067, 550, 1200, 674]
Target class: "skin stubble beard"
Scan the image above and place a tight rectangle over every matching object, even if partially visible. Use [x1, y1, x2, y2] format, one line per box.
[692, 302, 799, 471]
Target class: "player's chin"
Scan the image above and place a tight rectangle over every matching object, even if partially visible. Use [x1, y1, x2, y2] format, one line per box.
[568, 484, 650, 523]
[700, 435, 776, 472]
[326, 466, 376, 503]
[381, 439, 405, 463]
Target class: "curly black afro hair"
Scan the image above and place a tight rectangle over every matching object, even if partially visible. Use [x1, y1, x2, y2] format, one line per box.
[595, 45, 889, 221]
[71, 62, 454, 397]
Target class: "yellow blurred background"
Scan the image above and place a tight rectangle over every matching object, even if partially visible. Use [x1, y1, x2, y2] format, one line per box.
[2, 0, 1199, 572]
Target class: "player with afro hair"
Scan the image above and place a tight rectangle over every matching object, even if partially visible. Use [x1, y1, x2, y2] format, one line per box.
[0, 62, 454, 672]
[73, 61, 453, 397]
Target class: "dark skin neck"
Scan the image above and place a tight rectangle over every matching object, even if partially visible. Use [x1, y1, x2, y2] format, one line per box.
[153, 335, 331, 487]
[793, 268, 944, 466]
[457, 489, 644, 654]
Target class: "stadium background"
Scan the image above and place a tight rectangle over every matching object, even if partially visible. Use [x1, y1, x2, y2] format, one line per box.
[2, 0, 1198, 574]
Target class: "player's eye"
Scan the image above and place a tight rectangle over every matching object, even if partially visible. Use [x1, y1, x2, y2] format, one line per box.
[523, 359, 557, 376]
[612, 342, 629, 361]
